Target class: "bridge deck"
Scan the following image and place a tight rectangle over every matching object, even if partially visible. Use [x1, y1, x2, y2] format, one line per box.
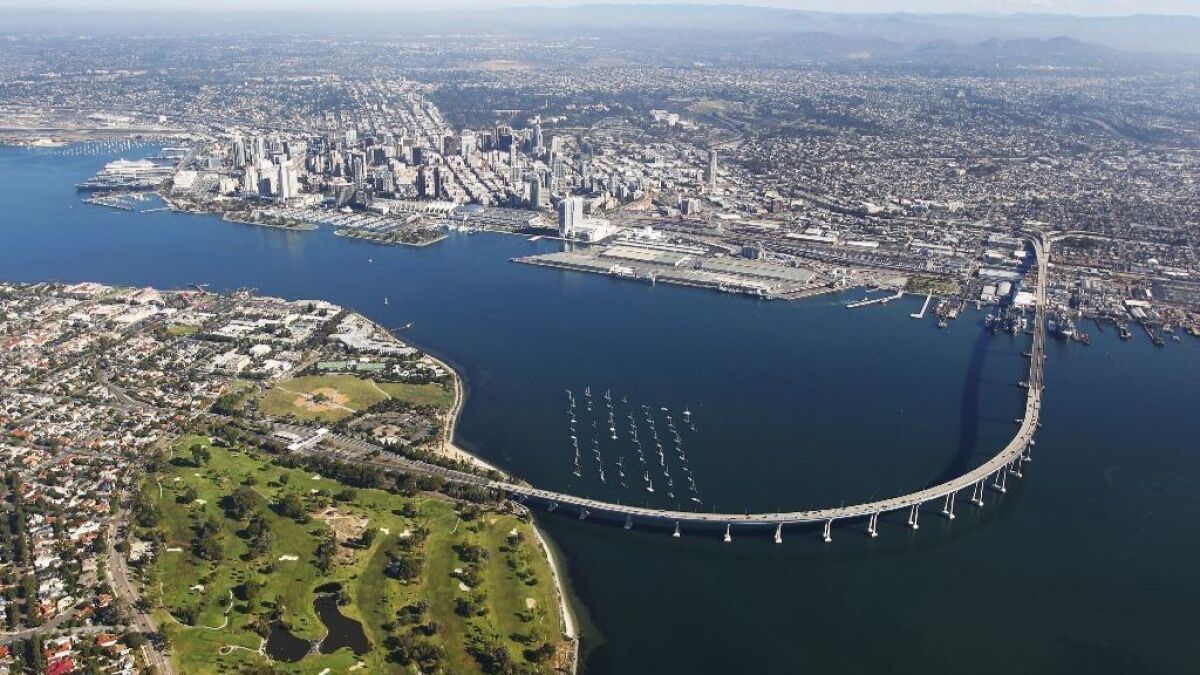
[291, 236, 1050, 531]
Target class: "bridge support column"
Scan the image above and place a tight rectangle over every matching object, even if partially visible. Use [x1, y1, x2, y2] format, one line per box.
[624, 515, 633, 530]
[774, 524, 783, 544]
[971, 480, 985, 507]
[907, 504, 920, 530]
[1009, 459, 1023, 479]
[991, 469, 1007, 493]
[867, 512, 879, 538]
[672, 521, 681, 538]
[578, 509, 589, 521]
[941, 492, 956, 520]
[723, 524, 732, 543]
[823, 519, 833, 543]
[547, 502, 558, 512]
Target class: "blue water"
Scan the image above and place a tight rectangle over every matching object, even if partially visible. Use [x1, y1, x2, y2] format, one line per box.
[2, 145, 1198, 674]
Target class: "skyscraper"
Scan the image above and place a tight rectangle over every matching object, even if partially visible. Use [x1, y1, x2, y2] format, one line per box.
[278, 162, 292, 201]
[706, 148, 718, 191]
[529, 174, 543, 210]
[558, 196, 584, 238]
[231, 137, 246, 168]
[532, 118, 544, 156]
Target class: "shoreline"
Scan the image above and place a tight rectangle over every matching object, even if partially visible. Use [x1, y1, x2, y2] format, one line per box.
[335, 229, 448, 248]
[420, 339, 581, 673]
[221, 212, 319, 231]
[422, 350, 506, 476]
[530, 518, 581, 674]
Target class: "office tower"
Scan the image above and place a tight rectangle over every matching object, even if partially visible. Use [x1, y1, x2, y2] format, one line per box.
[278, 163, 292, 200]
[558, 196, 584, 238]
[706, 148, 718, 190]
[352, 155, 366, 190]
[231, 138, 246, 168]
[460, 130, 477, 158]
[529, 175, 543, 210]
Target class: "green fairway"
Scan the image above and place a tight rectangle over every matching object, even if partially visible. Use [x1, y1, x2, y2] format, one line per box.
[148, 434, 569, 674]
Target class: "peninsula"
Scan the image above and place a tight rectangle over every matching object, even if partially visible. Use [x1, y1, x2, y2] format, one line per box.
[0, 281, 577, 675]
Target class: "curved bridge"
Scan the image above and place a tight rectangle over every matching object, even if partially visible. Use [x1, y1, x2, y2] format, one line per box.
[490, 234, 1049, 540]
[289, 234, 1049, 541]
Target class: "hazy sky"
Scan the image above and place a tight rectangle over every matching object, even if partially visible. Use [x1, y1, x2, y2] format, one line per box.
[0, 0, 1198, 15]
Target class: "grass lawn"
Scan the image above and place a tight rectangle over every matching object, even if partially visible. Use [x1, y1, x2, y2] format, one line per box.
[378, 381, 454, 409]
[166, 324, 199, 336]
[260, 374, 453, 423]
[149, 435, 567, 674]
[905, 275, 959, 295]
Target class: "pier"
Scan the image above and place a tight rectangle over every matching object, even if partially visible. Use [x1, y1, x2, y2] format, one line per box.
[911, 293, 933, 319]
[846, 290, 904, 309]
[287, 234, 1050, 543]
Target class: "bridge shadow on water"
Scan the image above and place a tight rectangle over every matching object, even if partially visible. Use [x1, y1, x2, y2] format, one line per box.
[925, 329, 992, 488]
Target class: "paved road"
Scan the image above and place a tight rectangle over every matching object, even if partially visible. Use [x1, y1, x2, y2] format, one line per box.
[106, 504, 176, 675]
[0, 622, 118, 647]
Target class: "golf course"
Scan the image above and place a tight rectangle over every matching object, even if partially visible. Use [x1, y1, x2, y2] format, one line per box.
[144, 435, 570, 674]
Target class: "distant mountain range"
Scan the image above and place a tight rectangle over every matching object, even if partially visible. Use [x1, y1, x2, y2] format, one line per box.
[4, 4, 1200, 56]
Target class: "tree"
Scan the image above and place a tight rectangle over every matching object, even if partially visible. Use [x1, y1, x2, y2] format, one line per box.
[178, 485, 198, 504]
[276, 493, 306, 520]
[359, 527, 378, 547]
[237, 578, 263, 605]
[224, 486, 261, 520]
[526, 641, 557, 663]
[314, 533, 336, 572]
[190, 444, 211, 467]
[192, 515, 223, 561]
[387, 553, 423, 582]
[124, 633, 146, 649]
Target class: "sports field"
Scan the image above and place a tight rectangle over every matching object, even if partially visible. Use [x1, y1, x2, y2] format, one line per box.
[259, 374, 451, 422]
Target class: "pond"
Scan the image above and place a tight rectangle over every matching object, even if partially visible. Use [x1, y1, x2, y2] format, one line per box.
[314, 591, 371, 656]
[264, 582, 371, 661]
[264, 621, 311, 663]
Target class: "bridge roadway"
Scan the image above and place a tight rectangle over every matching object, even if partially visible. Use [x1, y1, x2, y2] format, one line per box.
[290, 234, 1049, 538]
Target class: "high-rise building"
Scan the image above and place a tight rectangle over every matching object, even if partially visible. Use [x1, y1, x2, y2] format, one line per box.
[558, 196, 584, 237]
[416, 166, 430, 199]
[705, 148, 718, 190]
[532, 119, 544, 155]
[460, 130, 477, 158]
[231, 138, 246, 168]
[278, 163, 292, 201]
[251, 135, 266, 165]
[351, 155, 366, 190]
[528, 175, 543, 210]
[241, 165, 258, 195]
[497, 126, 514, 152]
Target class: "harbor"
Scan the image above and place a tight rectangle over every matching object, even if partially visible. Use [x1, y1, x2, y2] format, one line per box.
[513, 245, 833, 301]
[4, 144, 1200, 675]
